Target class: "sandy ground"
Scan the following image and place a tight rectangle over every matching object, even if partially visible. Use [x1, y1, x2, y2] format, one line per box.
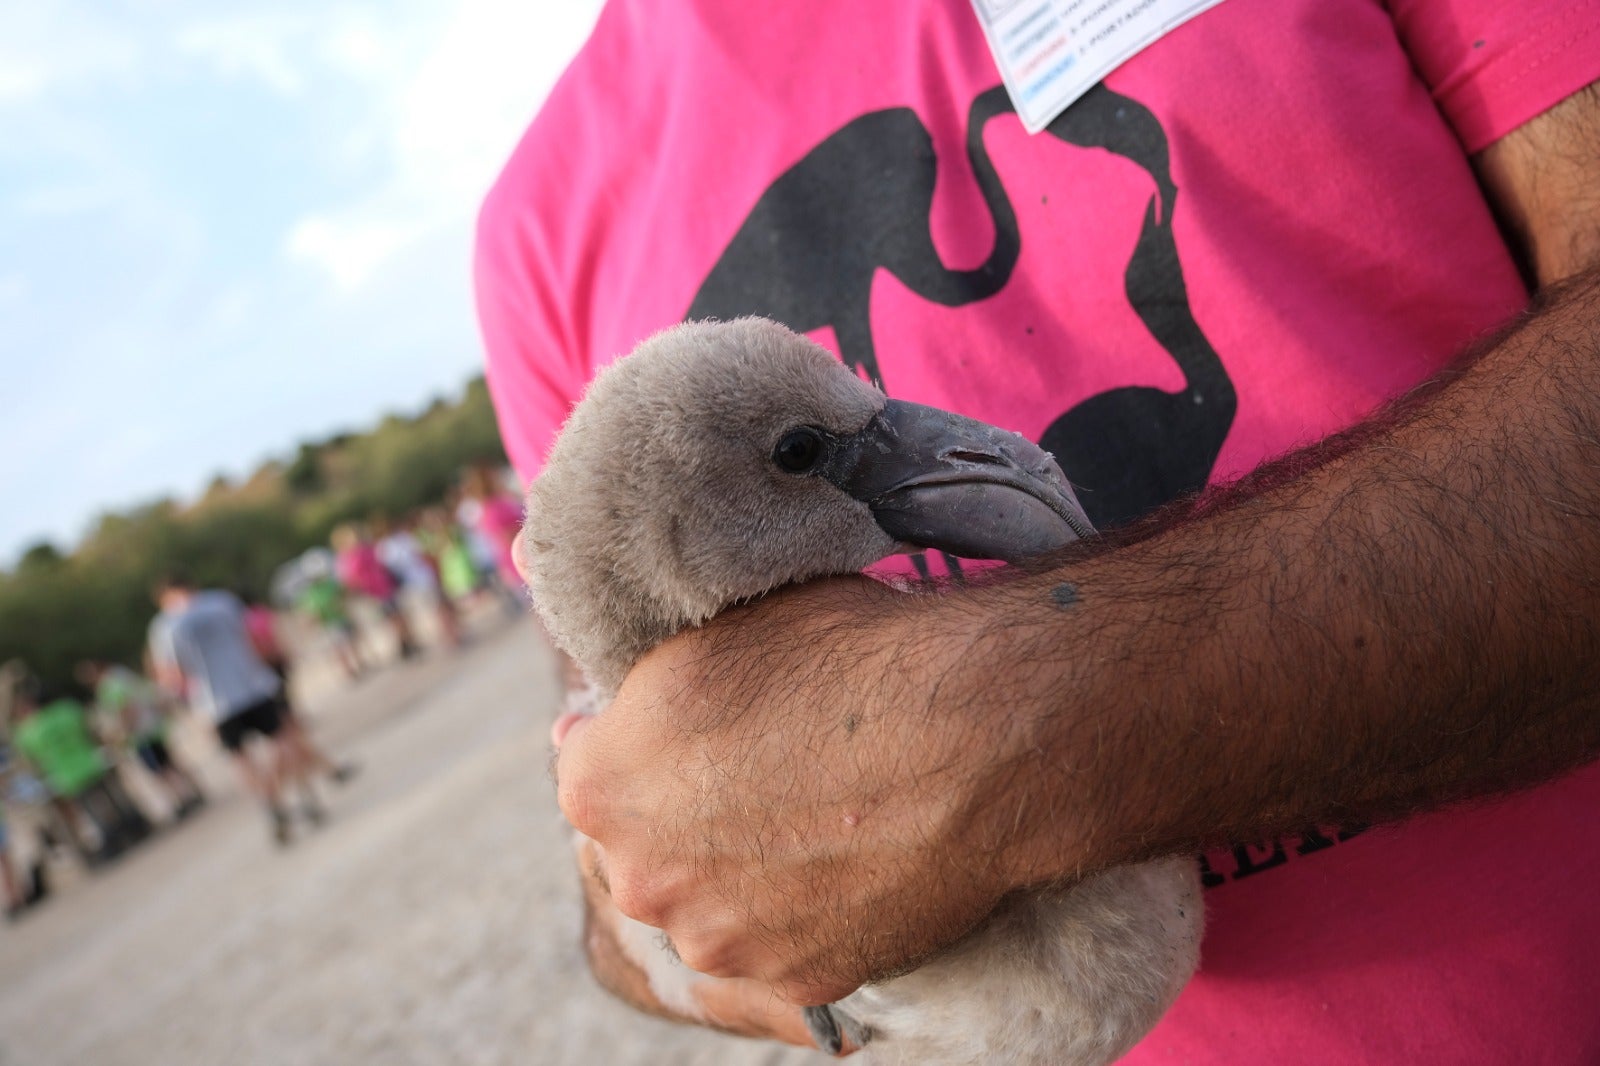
[0, 615, 825, 1066]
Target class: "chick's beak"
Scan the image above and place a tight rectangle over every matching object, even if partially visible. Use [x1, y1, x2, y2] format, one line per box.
[822, 399, 1094, 562]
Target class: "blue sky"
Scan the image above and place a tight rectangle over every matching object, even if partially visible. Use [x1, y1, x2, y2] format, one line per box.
[0, 0, 605, 564]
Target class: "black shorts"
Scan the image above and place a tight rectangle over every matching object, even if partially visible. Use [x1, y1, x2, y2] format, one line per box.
[135, 737, 174, 773]
[216, 697, 285, 753]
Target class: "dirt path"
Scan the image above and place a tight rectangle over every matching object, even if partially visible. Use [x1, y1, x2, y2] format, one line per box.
[0, 617, 824, 1066]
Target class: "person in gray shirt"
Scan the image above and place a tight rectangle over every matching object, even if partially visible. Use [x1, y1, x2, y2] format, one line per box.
[149, 575, 317, 845]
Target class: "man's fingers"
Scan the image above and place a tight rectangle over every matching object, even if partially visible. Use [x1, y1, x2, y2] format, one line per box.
[689, 978, 821, 1048]
[555, 715, 599, 828]
[551, 711, 586, 748]
[773, 976, 863, 1009]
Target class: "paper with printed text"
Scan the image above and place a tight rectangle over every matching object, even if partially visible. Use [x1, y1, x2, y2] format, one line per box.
[970, 0, 1228, 133]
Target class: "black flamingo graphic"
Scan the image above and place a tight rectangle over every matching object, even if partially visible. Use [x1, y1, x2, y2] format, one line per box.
[688, 82, 1235, 532]
[689, 86, 1021, 390]
[1035, 87, 1236, 528]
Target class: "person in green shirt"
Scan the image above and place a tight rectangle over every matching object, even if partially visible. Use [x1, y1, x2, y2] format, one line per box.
[78, 660, 205, 819]
[295, 573, 364, 680]
[13, 695, 104, 799]
[9, 676, 151, 863]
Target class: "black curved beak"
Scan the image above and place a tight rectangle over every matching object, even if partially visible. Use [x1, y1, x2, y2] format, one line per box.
[821, 399, 1094, 562]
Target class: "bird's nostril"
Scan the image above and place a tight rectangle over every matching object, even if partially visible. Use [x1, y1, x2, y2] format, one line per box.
[943, 448, 1006, 467]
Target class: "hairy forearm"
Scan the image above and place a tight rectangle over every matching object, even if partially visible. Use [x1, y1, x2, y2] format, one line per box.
[961, 268, 1600, 882]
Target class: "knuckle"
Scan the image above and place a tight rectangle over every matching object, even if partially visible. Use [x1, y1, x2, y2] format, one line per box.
[674, 937, 735, 977]
[607, 876, 665, 927]
[555, 775, 599, 831]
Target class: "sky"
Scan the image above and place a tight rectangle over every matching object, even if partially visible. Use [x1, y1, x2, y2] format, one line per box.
[0, 0, 606, 565]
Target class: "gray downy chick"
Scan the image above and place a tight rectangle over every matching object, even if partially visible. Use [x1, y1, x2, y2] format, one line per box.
[521, 318, 1201, 1066]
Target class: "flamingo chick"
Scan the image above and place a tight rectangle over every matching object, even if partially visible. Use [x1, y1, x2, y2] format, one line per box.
[520, 318, 1201, 1066]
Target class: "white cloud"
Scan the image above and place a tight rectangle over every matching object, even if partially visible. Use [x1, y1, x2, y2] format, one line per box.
[281, 0, 605, 292]
[0, 66, 47, 104]
[0, 3, 144, 107]
[320, 12, 401, 81]
[286, 214, 420, 291]
[175, 15, 317, 96]
[173, 6, 421, 98]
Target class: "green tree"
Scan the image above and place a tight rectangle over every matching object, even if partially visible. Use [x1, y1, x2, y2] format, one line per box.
[0, 375, 512, 694]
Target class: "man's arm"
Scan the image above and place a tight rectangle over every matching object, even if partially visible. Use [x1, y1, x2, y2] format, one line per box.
[557, 82, 1600, 1009]
[1474, 83, 1600, 285]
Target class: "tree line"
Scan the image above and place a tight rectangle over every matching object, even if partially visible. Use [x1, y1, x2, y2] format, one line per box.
[1, 377, 509, 694]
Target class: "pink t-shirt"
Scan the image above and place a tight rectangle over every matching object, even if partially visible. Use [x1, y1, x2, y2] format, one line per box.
[337, 542, 395, 602]
[476, 1, 1600, 1060]
[475, 493, 526, 585]
[243, 604, 283, 664]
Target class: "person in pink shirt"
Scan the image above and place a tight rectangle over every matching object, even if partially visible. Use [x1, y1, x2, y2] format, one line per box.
[461, 464, 525, 593]
[236, 594, 358, 787]
[240, 597, 289, 680]
[331, 522, 418, 660]
[478, 1, 1600, 1059]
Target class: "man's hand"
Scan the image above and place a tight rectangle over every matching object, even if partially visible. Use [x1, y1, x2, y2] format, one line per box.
[555, 575, 1048, 1006]
[569, 835, 834, 1049]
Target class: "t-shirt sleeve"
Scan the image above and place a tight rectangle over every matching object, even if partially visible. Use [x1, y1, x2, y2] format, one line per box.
[1388, 0, 1600, 153]
[474, 154, 591, 485]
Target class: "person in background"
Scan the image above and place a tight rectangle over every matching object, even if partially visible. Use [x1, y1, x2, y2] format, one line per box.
[332, 522, 418, 660]
[0, 664, 53, 916]
[0, 809, 24, 920]
[460, 465, 525, 597]
[450, 488, 498, 583]
[420, 507, 482, 608]
[8, 675, 152, 863]
[294, 568, 364, 680]
[149, 575, 325, 845]
[239, 595, 290, 682]
[451, 489, 525, 618]
[375, 515, 461, 650]
[0, 745, 49, 921]
[76, 659, 204, 820]
[241, 595, 360, 790]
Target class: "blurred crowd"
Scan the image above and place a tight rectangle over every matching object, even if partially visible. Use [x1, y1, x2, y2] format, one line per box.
[0, 464, 527, 922]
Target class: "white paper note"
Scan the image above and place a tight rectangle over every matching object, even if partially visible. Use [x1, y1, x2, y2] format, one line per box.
[970, 0, 1228, 133]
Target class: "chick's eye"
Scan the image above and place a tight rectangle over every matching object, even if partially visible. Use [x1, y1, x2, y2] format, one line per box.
[774, 428, 825, 473]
